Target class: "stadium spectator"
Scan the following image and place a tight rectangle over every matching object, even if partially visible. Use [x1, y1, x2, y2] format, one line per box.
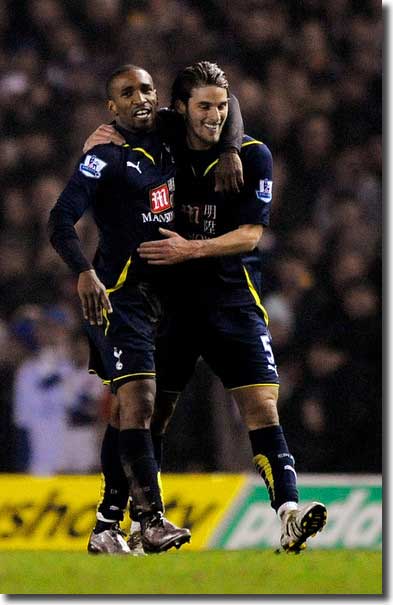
[62, 330, 106, 473]
[12, 307, 104, 474]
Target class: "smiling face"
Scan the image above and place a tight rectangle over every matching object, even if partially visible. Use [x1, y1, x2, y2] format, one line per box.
[107, 68, 158, 133]
[177, 85, 229, 150]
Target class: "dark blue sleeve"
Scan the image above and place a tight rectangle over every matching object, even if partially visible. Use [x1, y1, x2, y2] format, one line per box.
[48, 146, 119, 274]
[237, 143, 273, 226]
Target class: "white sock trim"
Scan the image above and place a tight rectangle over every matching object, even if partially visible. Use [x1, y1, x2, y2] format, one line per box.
[277, 501, 298, 519]
[96, 512, 118, 523]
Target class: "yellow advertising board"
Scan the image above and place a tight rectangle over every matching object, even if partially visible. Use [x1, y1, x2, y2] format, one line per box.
[0, 474, 246, 551]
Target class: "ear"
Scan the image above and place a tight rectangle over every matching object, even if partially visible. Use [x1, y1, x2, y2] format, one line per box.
[175, 99, 187, 116]
[107, 99, 117, 116]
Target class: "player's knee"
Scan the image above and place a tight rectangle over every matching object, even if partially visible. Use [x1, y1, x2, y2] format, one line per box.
[236, 391, 279, 429]
[117, 380, 156, 428]
[250, 396, 279, 428]
[136, 388, 155, 420]
[261, 394, 279, 415]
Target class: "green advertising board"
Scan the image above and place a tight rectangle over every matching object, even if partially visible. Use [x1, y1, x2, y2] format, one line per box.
[210, 476, 382, 550]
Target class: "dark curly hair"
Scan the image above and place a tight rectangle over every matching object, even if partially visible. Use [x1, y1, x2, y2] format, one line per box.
[170, 61, 229, 108]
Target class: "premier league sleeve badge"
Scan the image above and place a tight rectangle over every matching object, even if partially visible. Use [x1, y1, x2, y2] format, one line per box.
[256, 178, 273, 202]
[79, 154, 108, 179]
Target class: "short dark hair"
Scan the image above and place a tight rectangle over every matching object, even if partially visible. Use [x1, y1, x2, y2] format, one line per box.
[105, 64, 147, 99]
[170, 61, 229, 108]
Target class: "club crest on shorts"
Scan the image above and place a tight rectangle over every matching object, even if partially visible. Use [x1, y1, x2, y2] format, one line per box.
[256, 178, 273, 202]
[79, 154, 107, 179]
[113, 347, 123, 370]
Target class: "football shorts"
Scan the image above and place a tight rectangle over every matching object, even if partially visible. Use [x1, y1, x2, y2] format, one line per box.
[85, 281, 165, 391]
[156, 303, 280, 392]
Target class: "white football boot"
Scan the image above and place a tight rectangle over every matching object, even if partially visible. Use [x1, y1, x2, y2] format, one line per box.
[280, 502, 327, 553]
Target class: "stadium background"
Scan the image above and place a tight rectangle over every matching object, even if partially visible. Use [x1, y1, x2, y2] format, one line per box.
[0, 0, 382, 570]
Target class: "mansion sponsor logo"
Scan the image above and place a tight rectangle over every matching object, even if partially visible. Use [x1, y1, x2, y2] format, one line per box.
[149, 183, 172, 213]
[141, 210, 174, 223]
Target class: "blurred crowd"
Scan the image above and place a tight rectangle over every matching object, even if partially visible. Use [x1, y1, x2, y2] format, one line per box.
[0, 0, 382, 474]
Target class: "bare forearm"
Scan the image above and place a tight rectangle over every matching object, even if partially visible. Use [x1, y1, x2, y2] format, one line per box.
[138, 225, 263, 265]
[189, 225, 263, 259]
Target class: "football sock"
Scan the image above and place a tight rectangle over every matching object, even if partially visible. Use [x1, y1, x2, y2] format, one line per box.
[152, 433, 163, 471]
[119, 428, 163, 519]
[152, 433, 165, 511]
[95, 424, 129, 530]
[249, 425, 298, 512]
[129, 434, 164, 523]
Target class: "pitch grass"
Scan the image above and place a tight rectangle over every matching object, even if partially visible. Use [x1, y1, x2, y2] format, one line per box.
[0, 550, 382, 595]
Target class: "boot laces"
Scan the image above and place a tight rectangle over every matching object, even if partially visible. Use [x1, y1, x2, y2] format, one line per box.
[286, 511, 303, 539]
[109, 523, 127, 538]
[144, 511, 164, 529]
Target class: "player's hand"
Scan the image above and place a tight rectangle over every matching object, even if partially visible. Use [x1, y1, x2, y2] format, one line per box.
[77, 269, 112, 325]
[215, 150, 244, 193]
[82, 124, 125, 153]
[137, 229, 196, 264]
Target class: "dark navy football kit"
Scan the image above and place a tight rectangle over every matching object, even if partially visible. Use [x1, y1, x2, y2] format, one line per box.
[156, 135, 280, 392]
[49, 105, 243, 391]
[49, 123, 177, 389]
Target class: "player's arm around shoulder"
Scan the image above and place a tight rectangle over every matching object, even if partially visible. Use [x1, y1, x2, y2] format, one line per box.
[83, 124, 126, 154]
[214, 94, 244, 193]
